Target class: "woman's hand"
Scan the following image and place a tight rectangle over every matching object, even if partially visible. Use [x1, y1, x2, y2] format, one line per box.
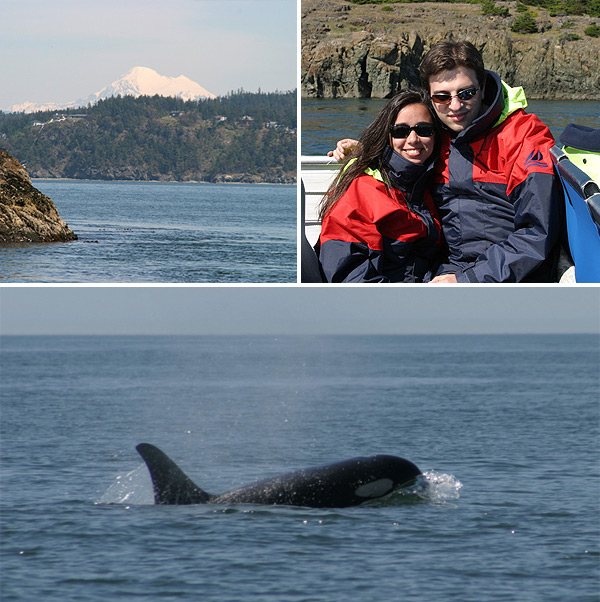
[430, 274, 458, 283]
[327, 139, 359, 162]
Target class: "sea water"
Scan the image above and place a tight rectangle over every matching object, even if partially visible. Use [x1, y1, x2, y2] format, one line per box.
[1, 334, 598, 601]
[301, 98, 600, 155]
[0, 181, 296, 283]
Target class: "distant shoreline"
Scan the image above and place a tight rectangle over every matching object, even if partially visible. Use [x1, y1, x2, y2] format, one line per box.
[31, 177, 296, 186]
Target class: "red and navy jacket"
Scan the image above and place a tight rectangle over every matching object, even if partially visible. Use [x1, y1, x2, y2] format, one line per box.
[433, 71, 561, 282]
[316, 164, 442, 283]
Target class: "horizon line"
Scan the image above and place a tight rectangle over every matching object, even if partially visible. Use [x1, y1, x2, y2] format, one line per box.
[1, 332, 596, 337]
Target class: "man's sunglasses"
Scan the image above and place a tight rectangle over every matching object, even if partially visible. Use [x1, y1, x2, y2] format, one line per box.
[431, 87, 479, 105]
[389, 123, 436, 139]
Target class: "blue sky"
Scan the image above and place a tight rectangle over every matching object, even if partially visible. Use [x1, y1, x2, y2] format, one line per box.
[1, 0, 296, 108]
[1, 287, 598, 335]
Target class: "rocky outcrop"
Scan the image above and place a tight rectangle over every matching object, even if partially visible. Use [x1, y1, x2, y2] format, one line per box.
[0, 149, 77, 243]
[302, 0, 600, 99]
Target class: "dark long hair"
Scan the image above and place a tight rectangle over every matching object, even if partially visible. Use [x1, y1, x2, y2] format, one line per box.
[318, 88, 439, 221]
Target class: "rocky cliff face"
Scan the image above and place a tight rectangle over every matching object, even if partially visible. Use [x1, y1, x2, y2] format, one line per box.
[302, 0, 600, 99]
[0, 149, 77, 243]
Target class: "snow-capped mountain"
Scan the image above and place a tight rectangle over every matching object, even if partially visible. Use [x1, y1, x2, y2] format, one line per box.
[3, 67, 216, 114]
[84, 67, 216, 105]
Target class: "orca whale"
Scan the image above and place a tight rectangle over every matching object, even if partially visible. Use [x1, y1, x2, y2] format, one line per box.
[136, 443, 422, 508]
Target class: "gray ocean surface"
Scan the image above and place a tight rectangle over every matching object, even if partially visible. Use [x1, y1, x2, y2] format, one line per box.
[1, 334, 598, 602]
[0, 181, 296, 283]
[301, 99, 600, 155]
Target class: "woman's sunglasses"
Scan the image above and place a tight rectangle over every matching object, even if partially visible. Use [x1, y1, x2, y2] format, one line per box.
[389, 123, 435, 139]
[431, 87, 479, 105]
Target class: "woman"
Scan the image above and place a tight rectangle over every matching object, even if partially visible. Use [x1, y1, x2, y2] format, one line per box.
[316, 89, 442, 283]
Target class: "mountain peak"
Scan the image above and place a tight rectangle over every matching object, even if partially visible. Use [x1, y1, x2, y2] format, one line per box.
[128, 66, 158, 76]
[3, 67, 216, 113]
[86, 67, 217, 105]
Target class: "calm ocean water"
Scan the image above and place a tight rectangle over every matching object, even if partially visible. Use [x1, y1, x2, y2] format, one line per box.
[301, 99, 600, 155]
[0, 181, 296, 283]
[1, 334, 598, 602]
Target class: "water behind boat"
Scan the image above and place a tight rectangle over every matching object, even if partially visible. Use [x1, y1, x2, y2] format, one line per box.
[0, 181, 296, 283]
[302, 98, 600, 155]
[1, 334, 598, 602]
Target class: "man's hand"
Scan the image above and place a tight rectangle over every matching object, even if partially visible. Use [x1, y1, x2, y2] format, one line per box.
[430, 274, 458, 283]
[327, 139, 359, 162]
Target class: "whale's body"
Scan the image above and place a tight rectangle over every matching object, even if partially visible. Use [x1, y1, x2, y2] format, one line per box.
[136, 443, 422, 508]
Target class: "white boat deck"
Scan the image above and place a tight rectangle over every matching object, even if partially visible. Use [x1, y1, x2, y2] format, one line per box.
[300, 155, 340, 247]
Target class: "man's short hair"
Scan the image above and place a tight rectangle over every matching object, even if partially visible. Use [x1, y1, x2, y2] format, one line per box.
[420, 41, 486, 92]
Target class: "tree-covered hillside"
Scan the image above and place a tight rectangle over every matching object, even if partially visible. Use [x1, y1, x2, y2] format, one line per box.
[0, 91, 297, 183]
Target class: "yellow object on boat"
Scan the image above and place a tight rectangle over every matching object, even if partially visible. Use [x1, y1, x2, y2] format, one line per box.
[562, 146, 600, 185]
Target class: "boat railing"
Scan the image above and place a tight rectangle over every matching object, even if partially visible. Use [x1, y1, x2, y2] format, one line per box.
[300, 155, 340, 247]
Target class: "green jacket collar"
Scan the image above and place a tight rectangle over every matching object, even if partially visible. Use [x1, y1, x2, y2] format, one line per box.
[494, 78, 528, 128]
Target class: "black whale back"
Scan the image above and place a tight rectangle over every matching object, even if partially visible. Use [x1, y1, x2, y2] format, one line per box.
[136, 443, 421, 508]
[213, 455, 422, 507]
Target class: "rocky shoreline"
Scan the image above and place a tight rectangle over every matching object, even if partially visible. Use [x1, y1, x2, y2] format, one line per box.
[0, 149, 77, 243]
[302, 0, 600, 99]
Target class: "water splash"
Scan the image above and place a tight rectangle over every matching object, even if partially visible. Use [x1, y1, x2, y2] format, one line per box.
[96, 464, 154, 505]
[371, 471, 462, 506]
[414, 471, 463, 502]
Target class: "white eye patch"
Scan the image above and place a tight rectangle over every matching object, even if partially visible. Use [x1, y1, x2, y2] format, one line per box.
[354, 478, 394, 498]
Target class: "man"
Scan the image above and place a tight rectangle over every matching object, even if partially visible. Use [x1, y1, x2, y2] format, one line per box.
[330, 41, 561, 283]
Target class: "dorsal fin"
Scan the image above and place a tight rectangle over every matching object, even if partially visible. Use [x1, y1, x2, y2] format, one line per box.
[136, 443, 211, 504]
